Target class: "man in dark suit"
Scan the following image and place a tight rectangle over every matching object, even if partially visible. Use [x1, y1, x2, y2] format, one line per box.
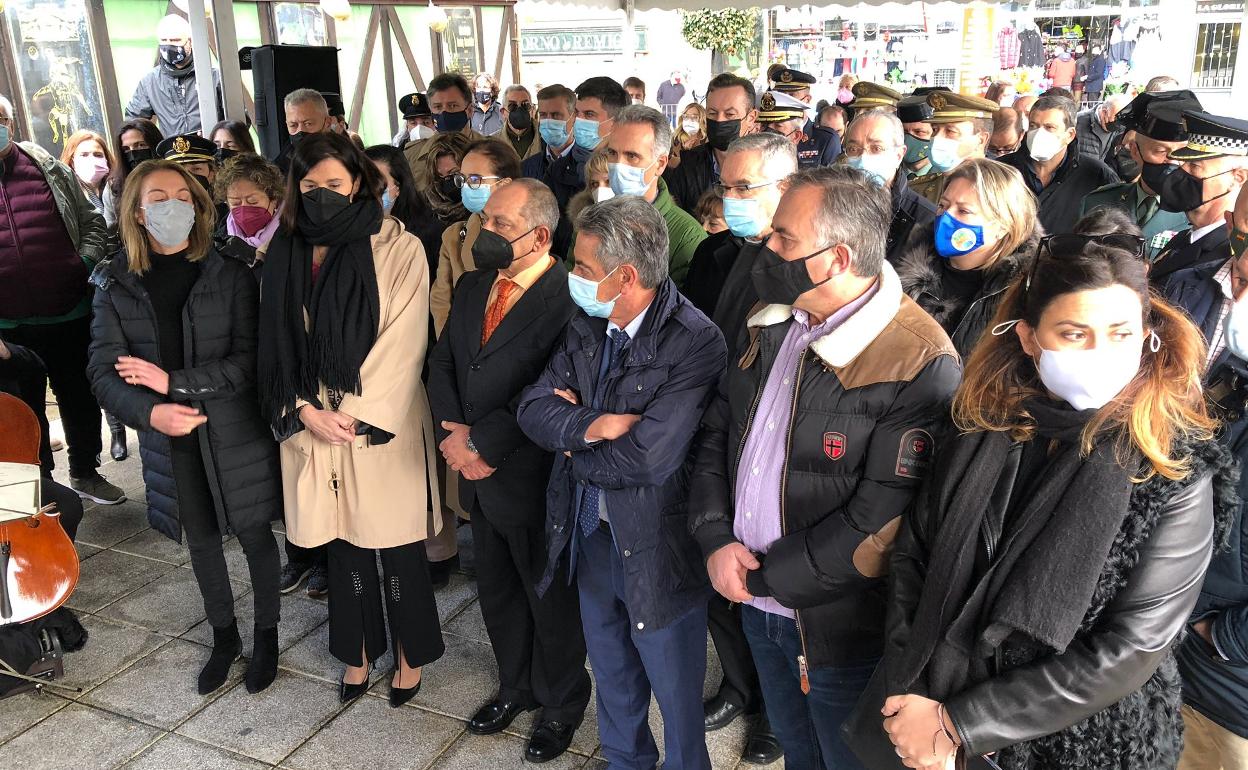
[427, 178, 589, 763]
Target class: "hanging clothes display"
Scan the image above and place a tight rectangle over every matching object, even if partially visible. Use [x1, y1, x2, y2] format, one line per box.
[998, 25, 1021, 69]
[1018, 26, 1046, 67]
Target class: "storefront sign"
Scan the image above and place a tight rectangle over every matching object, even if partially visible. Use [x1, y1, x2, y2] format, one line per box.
[521, 27, 647, 57]
[959, 4, 996, 95]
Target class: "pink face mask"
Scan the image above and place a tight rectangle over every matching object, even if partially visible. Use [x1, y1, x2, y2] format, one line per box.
[230, 205, 274, 237]
[75, 156, 109, 185]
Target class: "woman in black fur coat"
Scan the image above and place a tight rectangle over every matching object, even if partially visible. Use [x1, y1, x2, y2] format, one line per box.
[872, 235, 1235, 770]
[892, 157, 1042, 357]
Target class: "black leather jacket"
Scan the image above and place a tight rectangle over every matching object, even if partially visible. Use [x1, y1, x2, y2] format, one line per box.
[886, 442, 1216, 764]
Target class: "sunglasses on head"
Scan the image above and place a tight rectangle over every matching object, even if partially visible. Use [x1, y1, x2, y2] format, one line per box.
[1024, 233, 1146, 294]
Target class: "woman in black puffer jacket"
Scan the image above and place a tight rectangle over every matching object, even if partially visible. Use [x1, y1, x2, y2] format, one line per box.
[87, 160, 282, 697]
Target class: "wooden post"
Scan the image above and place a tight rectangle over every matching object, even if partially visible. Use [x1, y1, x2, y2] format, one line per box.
[381, 9, 398, 138]
[508, 5, 521, 84]
[258, 1, 277, 46]
[348, 6, 382, 129]
[492, 5, 509, 82]
[430, 26, 445, 75]
[473, 7, 486, 73]
[87, 0, 123, 139]
[386, 7, 426, 91]
[324, 12, 338, 48]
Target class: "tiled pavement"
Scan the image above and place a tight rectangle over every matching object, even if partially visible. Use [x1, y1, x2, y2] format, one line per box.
[3, 432, 784, 770]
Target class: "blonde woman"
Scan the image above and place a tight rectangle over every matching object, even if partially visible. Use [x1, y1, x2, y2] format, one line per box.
[87, 160, 283, 696]
[565, 145, 612, 227]
[892, 157, 1043, 355]
[668, 103, 707, 170]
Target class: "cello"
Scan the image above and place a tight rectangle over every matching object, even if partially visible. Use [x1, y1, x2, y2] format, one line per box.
[0, 391, 81, 693]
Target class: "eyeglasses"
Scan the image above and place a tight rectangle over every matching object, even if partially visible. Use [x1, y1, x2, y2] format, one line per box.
[1024, 233, 1147, 293]
[506, 102, 532, 112]
[453, 173, 502, 190]
[713, 179, 780, 197]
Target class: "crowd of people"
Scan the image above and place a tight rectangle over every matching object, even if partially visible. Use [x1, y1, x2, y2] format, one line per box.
[3, 15, 1248, 770]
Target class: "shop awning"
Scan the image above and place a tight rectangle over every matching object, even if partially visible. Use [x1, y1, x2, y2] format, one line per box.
[530, 0, 972, 12]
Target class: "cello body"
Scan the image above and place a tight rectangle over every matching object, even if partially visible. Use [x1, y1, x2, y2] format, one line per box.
[0, 392, 79, 625]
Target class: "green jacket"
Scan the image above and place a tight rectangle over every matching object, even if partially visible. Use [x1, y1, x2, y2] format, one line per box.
[1079, 181, 1189, 262]
[653, 178, 705, 288]
[0, 141, 110, 328]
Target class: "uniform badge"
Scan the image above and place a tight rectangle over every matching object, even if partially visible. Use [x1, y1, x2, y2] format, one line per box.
[172, 136, 191, 154]
[853, 82, 869, 97]
[1152, 230, 1178, 252]
[895, 428, 934, 478]
[929, 93, 947, 111]
[780, 70, 793, 83]
[760, 93, 776, 111]
[823, 432, 846, 461]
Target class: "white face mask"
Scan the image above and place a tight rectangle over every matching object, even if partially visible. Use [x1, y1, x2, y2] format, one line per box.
[593, 186, 615, 203]
[681, 119, 700, 135]
[1224, 298, 1248, 361]
[1026, 128, 1065, 163]
[409, 124, 436, 142]
[1035, 340, 1143, 411]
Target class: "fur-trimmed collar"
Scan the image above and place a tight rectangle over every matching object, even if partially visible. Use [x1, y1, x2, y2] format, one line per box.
[746, 259, 903, 369]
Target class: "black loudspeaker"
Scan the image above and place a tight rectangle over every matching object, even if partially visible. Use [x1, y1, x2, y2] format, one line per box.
[247, 45, 341, 161]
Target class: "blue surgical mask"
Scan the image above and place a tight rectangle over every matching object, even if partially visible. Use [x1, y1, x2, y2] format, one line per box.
[461, 184, 492, 214]
[381, 188, 394, 213]
[567, 266, 620, 318]
[1224, 298, 1248, 361]
[608, 161, 654, 198]
[0, 124, 10, 153]
[903, 133, 930, 165]
[722, 196, 762, 238]
[540, 118, 569, 148]
[845, 153, 896, 187]
[933, 211, 985, 258]
[573, 117, 602, 150]
[928, 136, 963, 173]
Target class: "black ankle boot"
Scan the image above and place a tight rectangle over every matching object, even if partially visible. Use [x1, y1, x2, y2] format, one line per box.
[106, 413, 128, 461]
[198, 620, 242, 695]
[245, 625, 279, 694]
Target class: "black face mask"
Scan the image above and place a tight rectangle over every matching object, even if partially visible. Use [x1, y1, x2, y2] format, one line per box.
[508, 107, 533, 132]
[750, 244, 832, 306]
[124, 147, 154, 167]
[302, 187, 352, 225]
[159, 44, 188, 67]
[475, 90, 493, 105]
[288, 132, 308, 150]
[1156, 166, 1234, 213]
[439, 176, 462, 203]
[435, 111, 470, 134]
[1115, 144, 1141, 182]
[215, 147, 239, 164]
[1139, 160, 1173, 196]
[191, 173, 212, 193]
[471, 226, 536, 271]
[706, 118, 742, 152]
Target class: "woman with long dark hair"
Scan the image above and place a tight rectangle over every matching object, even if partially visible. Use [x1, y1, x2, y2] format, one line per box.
[209, 119, 257, 160]
[363, 144, 422, 254]
[104, 118, 163, 228]
[872, 236, 1233, 770]
[87, 160, 283, 696]
[257, 132, 444, 708]
[408, 132, 471, 268]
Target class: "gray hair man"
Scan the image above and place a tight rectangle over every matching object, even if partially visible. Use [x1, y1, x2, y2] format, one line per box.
[498, 84, 539, 163]
[605, 104, 706, 287]
[842, 108, 938, 261]
[1076, 93, 1129, 163]
[124, 14, 222, 135]
[689, 166, 960, 768]
[517, 194, 727, 770]
[284, 88, 331, 139]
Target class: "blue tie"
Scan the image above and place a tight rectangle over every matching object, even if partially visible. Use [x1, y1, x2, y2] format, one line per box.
[577, 329, 630, 537]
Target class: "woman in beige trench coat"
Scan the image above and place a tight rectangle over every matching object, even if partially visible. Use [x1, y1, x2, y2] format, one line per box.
[258, 132, 444, 710]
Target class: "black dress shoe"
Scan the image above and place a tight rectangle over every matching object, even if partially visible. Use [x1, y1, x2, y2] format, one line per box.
[525, 720, 576, 763]
[703, 694, 746, 732]
[741, 714, 783, 765]
[467, 698, 534, 735]
[339, 665, 371, 703]
[389, 670, 422, 708]
[109, 426, 128, 461]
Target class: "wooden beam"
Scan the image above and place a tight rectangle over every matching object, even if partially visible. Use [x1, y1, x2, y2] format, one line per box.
[430, 27, 445, 74]
[87, 0, 123, 139]
[492, 5, 508, 82]
[381, 9, 398, 138]
[348, 6, 382, 128]
[258, 1, 277, 46]
[473, 7, 486, 73]
[386, 7, 425, 91]
[324, 12, 338, 48]
[507, 5, 521, 84]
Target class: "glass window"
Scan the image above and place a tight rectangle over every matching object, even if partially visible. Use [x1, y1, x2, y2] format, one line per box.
[1192, 21, 1239, 88]
[275, 2, 327, 46]
[442, 8, 478, 76]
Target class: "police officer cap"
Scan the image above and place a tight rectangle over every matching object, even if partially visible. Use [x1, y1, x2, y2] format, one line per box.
[771, 68, 817, 93]
[850, 82, 901, 111]
[399, 92, 432, 119]
[1170, 110, 1248, 162]
[1114, 89, 1203, 142]
[156, 133, 217, 164]
[321, 92, 346, 118]
[925, 91, 998, 124]
[898, 87, 950, 123]
[756, 90, 813, 123]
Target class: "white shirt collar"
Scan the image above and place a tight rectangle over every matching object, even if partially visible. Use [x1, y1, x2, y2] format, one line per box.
[1191, 221, 1226, 244]
[548, 142, 573, 161]
[608, 301, 652, 340]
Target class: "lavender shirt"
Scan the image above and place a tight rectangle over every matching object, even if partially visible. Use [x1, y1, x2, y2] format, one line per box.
[733, 284, 878, 618]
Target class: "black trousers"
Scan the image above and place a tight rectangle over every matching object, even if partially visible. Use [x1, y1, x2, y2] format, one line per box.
[327, 539, 444, 669]
[173, 447, 281, 630]
[472, 505, 591, 724]
[42, 477, 82, 542]
[708, 593, 762, 712]
[284, 538, 327, 569]
[1, 316, 102, 477]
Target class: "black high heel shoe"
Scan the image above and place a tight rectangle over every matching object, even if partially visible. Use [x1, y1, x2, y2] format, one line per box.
[339, 663, 371, 703]
[388, 668, 422, 708]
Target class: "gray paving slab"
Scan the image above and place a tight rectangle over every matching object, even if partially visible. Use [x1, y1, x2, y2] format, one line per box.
[64, 548, 175, 613]
[85, 638, 243, 729]
[124, 733, 272, 770]
[0, 690, 72, 745]
[58, 614, 169, 695]
[436, 572, 479, 624]
[442, 598, 488, 644]
[279, 619, 393, 686]
[0, 702, 160, 768]
[177, 671, 344, 764]
[112, 526, 192, 566]
[74, 496, 150, 549]
[99, 566, 249, 636]
[412, 633, 499, 722]
[284, 692, 463, 770]
[431, 731, 589, 770]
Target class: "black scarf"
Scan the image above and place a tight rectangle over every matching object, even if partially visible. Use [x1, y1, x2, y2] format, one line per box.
[896, 399, 1137, 700]
[257, 199, 383, 426]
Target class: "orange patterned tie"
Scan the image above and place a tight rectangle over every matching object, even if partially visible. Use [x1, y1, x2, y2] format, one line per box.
[481, 278, 516, 346]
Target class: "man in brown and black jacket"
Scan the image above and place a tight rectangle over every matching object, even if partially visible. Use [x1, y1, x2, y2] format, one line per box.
[689, 166, 961, 769]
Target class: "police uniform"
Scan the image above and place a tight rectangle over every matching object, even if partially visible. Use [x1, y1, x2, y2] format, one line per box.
[157, 133, 228, 223]
[908, 91, 998, 206]
[393, 92, 433, 148]
[1150, 110, 1248, 286]
[898, 88, 949, 180]
[848, 82, 901, 113]
[757, 90, 838, 169]
[770, 68, 819, 136]
[1080, 90, 1202, 261]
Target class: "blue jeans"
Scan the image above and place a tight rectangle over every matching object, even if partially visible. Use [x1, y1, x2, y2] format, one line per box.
[742, 604, 875, 770]
[577, 525, 711, 770]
